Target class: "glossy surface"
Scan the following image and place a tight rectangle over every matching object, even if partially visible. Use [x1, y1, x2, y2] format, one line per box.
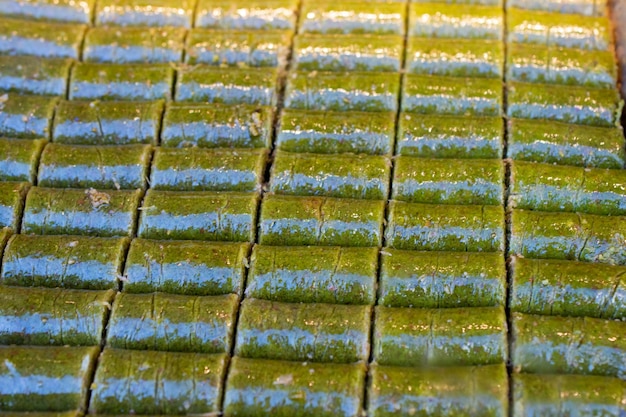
[509, 209, 626, 264]
[186, 29, 290, 67]
[138, 190, 259, 241]
[151, 148, 267, 192]
[2, 234, 128, 289]
[175, 66, 277, 105]
[108, 293, 238, 353]
[0, 56, 72, 96]
[195, 0, 298, 30]
[510, 256, 626, 319]
[224, 357, 366, 417]
[161, 103, 272, 148]
[507, 118, 626, 168]
[512, 313, 626, 379]
[507, 44, 617, 88]
[507, 81, 622, 127]
[84, 26, 186, 64]
[277, 109, 395, 155]
[507, 9, 611, 50]
[90, 349, 227, 414]
[22, 187, 142, 237]
[95, 0, 195, 27]
[53, 100, 164, 145]
[513, 373, 626, 417]
[0, 182, 29, 230]
[293, 34, 403, 72]
[373, 306, 508, 367]
[409, 4, 503, 39]
[0, 287, 114, 346]
[270, 151, 390, 200]
[386, 201, 505, 252]
[397, 114, 504, 159]
[508, 0, 607, 16]
[0, 17, 86, 58]
[510, 161, 626, 215]
[284, 71, 400, 112]
[0, 94, 58, 139]
[246, 245, 377, 305]
[259, 195, 385, 247]
[0, 0, 94, 22]
[392, 157, 504, 205]
[369, 364, 508, 417]
[402, 74, 502, 116]
[38, 144, 151, 189]
[69, 63, 174, 101]
[0, 346, 98, 411]
[379, 250, 506, 308]
[299, 1, 405, 35]
[406, 38, 504, 78]
[235, 299, 370, 363]
[413, 0, 502, 3]
[0, 138, 46, 182]
[124, 239, 248, 295]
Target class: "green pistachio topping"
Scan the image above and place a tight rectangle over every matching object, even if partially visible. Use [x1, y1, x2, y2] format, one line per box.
[510, 256, 626, 319]
[151, 147, 267, 192]
[369, 364, 509, 417]
[386, 201, 505, 252]
[22, 187, 142, 237]
[513, 373, 626, 417]
[0, 0, 95, 23]
[38, 143, 152, 189]
[397, 113, 504, 159]
[0, 346, 98, 412]
[70, 63, 174, 101]
[507, 118, 625, 168]
[277, 109, 396, 155]
[285, 71, 400, 112]
[195, 0, 298, 31]
[0, 17, 86, 58]
[84, 26, 186, 64]
[393, 157, 504, 205]
[373, 306, 508, 367]
[259, 194, 385, 247]
[138, 190, 259, 241]
[90, 349, 227, 414]
[175, 66, 277, 105]
[270, 151, 391, 200]
[403, 74, 503, 116]
[186, 29, 291, 67]
[0, 138, 46, 182]
[0, 94, 58, 139]
[510, 161, 626, 215]
[507, 9, 611, 50]
[507, 81, 622, 127]
[53, 100, 164, 145]
[247, 245, 378, 305]
[161, 103, 273, 148]
[0, 287, 115, 346]
[0, 56, 72, 96]
[300, 1, 406, 35]
[409, 4, 503, 39]
[107, 293, 238, 353]
[95, 0, 196, 27]
[293, 34, 403, 72]
[2, 234, 128, 290]
[512, 313, 626, 379]
[380, 249, 506, 308]
[510, 209, 626, 264]
[0, 181, 29, 230]
[224, 357, 366, 417]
